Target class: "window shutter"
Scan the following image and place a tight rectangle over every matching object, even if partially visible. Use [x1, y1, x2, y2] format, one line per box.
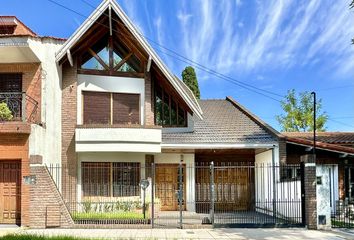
[112, 93, 140, 124]
[83, 91, 110, 124]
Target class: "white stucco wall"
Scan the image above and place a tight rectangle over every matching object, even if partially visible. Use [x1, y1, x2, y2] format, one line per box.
[316, 165, 335, 230]
[28, 38, 63, 166]
[77, 74, 145, 125]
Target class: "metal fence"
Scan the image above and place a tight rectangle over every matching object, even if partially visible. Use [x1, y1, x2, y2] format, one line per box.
[0, 92, 38, 122]
[331, 200, 354, 228]
[47, 162, 304, 228]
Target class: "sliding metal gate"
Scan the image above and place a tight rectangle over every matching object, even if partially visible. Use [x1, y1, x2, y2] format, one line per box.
[196, 162, 304, 228]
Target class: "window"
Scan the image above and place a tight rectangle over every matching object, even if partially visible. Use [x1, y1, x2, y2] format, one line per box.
[0, 73, 22, 92]
[80, 34, 143, 74]
[155, 86, 163, 125]
[113, 162, 140, 197]
[112, 93, 140, 124]
[0, 74, 23, 119]
[81, 162, 140, 198]
[280, 165, 301, 181]
[154, 85, 187, 127]
[82, 162, 110, 197]
[83, 91, 140, 125]
[83, 91, 111, 124]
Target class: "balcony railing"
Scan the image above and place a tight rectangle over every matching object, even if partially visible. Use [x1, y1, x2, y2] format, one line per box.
[0, 92, 38, 123]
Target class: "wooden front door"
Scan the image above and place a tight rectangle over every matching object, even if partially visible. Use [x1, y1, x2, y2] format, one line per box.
[0, 161, 21, 224]
[155, 164, 186, 211]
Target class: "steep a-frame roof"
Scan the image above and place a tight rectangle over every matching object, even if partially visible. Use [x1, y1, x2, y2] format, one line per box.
[55, 0, 203, 119]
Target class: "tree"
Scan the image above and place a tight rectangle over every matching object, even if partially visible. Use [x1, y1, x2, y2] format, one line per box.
[182, 66, 200, 99]
[276, 89, 328, 132]
[0, 102, 13, 121]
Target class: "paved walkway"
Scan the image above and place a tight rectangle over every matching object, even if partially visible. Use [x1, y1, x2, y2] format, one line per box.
[0, 227, 353, 239]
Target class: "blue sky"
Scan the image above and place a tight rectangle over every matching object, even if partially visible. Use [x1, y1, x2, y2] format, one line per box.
[2, 0, 354, 131]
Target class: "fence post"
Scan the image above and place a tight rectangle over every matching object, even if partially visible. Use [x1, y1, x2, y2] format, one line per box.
[179, 159, 183, 229]
[210, 161, 215, 227]
[151, 163, 155, 229]
[300, 161, 306, 226]
[272, 148, 277, 223]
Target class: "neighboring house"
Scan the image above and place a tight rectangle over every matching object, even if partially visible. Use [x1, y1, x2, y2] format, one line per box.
[283, 132, 354, 210]
[0, 16, 64, 226]
[1, 0, 352, 230]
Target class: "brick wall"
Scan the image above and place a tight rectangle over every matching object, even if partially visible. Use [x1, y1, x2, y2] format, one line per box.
[338, 165, 345, 200]
[61, 61, 78, 205]
[0, 63, 42, 123]
[0, 133, 30, 226]
[301, 154, 317, 230]
[144, 70, 154, 126]
[30, 166, 73, 228]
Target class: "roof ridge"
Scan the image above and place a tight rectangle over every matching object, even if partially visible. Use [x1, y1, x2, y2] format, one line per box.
[226, 96, 282, 139]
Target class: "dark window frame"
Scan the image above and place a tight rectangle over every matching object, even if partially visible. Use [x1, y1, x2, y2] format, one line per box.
[81, 162, 140, 198]
[82, 90, 141, 125]
[153, 84, 187, 128]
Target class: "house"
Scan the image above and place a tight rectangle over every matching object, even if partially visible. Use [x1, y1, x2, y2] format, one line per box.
[53, 0, 305, 229]
[283, 132, 354, 228]
[0, 16, 65, 226]
[1, 0, 352, 230]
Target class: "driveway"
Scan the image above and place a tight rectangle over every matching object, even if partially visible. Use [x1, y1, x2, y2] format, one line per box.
[0, 227, 352, 239]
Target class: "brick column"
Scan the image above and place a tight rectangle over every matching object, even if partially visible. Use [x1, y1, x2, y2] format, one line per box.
[144, 70, 154, 126]
[301, 154, 317, 229]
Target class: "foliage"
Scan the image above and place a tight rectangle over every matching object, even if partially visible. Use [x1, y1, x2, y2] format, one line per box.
[72, 211, 146, 220]
[0, 102, 13, 121]
[81, 200, 92, 213]
[0, 235, 93, 240]
[276, 89, 328, 132]
[181, 66, 200, 99]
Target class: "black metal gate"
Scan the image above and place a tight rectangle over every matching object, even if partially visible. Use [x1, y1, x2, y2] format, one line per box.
[47, 161, 304, 228]
[196, 162, 304, 228]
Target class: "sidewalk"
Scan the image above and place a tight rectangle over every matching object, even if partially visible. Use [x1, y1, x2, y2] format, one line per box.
[1, 227, 352, 239]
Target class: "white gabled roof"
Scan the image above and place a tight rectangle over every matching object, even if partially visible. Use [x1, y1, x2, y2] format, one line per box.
[55, 0, 203, 119]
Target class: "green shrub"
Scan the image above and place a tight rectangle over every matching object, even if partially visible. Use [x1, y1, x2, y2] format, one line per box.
[81, 200, 92, 213]
[0, 102, 13, 121]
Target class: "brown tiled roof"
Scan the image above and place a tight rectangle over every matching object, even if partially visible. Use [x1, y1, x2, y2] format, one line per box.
[282, 132, 354, 145]
[283, 132, 354, 154]
[0, 16, 37, 37]
[0, 16, 66, 41]
[162, 97, 277, 145]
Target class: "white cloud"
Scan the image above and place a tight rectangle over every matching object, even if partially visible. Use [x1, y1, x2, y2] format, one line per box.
[120, 0, 354, 80]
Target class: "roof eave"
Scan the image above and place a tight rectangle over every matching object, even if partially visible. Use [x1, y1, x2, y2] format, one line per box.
[286, 137, 354, 155]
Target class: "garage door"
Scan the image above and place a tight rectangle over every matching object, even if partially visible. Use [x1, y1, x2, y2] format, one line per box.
[0, 161, 21, 224]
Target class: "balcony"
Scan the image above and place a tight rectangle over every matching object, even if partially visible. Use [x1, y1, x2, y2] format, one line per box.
[75, 125, 162, 153]
[0, 92, 38, 133]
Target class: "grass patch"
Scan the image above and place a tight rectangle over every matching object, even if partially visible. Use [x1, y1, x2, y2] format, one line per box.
[72, 211, 147, 220]
[0, 235, 92, 240]
[331, 219, 354, 228]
